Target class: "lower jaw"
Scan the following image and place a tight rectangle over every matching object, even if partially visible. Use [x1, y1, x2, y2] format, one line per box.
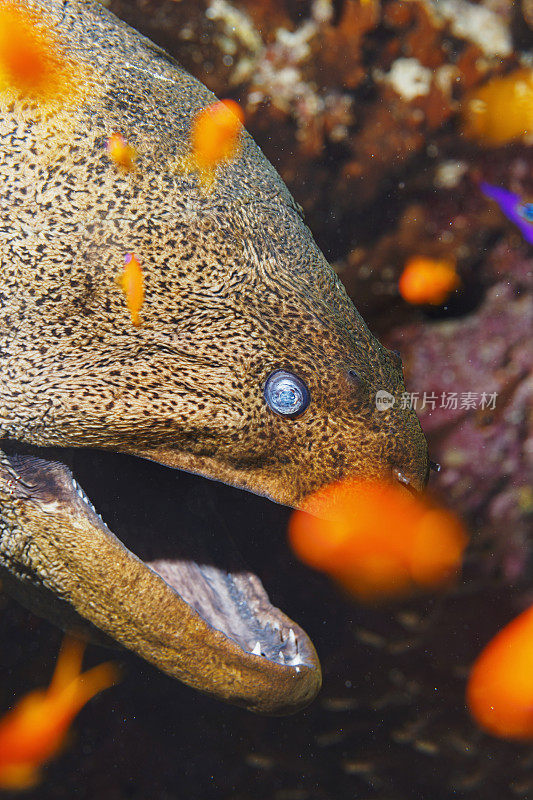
[1, 441, 322, 714]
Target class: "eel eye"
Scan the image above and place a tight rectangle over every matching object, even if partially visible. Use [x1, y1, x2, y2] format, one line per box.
[264, 370, 310, 418]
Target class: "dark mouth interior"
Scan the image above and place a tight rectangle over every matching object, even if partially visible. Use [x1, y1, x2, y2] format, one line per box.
[3, 441, 306, 667]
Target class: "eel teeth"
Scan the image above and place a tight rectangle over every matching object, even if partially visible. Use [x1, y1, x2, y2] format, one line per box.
[283, 627, 298, 658]
[278, 652, 285, 664]
[71, 477, 101, 517]
[265, 621, 282, 641]
[251, 641, 262, 656]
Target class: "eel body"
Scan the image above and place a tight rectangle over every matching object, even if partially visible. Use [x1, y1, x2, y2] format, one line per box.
[0, 0, 428, 714]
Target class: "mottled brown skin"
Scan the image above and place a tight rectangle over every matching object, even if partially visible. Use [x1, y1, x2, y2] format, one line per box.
[0, 0, 428, 714]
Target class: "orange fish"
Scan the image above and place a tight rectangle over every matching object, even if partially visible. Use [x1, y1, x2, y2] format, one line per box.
[106, 131, 137, 171]
[0, 636, 118, 790]
[399, 256, 460, 306]
[289, 479, 467, 602]
[115, 253, 144, 327]
[189, 99, 244, 185]
[0, 1, 72, 101]
[462, 68, 533, 146]
[467, 605, 533, 739]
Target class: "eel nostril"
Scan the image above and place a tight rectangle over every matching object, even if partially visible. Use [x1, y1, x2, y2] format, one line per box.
[429, 460, 441, 473]
[391, 466, 421, 497]
[391, 466, 411, 486]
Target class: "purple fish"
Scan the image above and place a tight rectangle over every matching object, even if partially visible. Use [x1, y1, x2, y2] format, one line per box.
[480, 182, 533, 245]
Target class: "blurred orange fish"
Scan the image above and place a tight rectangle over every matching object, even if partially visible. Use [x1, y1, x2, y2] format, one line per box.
[289, 479, 467, 602]
[0, 636, 118, 790]
[399, 256, 460, 306]
[106, 131, 137, 171]
[189, 99, 244, 185]
[0, 1, 73, 101]
[467, 605, 533, 739]
[115, 253, 144, 327]
[462, 68, 533, 146]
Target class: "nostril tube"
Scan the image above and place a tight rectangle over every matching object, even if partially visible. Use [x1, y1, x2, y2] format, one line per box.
[391, 466, 421, 496]
[391, 466, 411, 486]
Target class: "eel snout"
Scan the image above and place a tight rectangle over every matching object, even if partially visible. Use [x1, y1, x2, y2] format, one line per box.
[0, 449, 321, 715]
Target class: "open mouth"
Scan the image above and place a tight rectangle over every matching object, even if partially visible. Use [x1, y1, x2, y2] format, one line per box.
[0, 441, 322, 715]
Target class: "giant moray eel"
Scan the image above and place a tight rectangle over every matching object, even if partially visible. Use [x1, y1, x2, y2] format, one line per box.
[0, 0, 429, 715]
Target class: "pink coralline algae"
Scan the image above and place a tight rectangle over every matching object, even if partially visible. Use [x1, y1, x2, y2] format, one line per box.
[388, 281, 533, 583]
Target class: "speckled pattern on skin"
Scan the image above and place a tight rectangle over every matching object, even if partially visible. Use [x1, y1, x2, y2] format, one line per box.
[0, 0, 428, 714]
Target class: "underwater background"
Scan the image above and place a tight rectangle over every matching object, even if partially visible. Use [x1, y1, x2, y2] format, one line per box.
[1, 0, 532, 797]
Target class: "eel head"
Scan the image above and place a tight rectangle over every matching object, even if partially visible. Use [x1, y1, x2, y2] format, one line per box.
[0, 0, 428, 714]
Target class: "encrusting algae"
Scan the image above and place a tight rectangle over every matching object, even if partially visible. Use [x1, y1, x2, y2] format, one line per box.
[0, 636, 118, 790]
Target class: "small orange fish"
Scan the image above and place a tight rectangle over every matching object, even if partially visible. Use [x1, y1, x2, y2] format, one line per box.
[115, 253, 144, 327]
[106, 131, 137, 171]
[0, 1, 72, 101]
[289, 479, 467, 602]
[467, 605, 533, 739]
[189, 99, 244, 185]
[399, 256, 460, 306]
[0, 636, 118, 790]
[462, 69, 533, 146]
